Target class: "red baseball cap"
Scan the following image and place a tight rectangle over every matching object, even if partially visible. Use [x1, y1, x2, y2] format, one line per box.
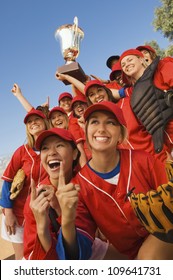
[49, 106, 67, 118]
[84, 80, 111, 97]
[136, 45, 156, 54]
[109, 62, 122, 81]
[71, 95, 87, 109]
[35, 128, 76, 150]
[58, 92, 73, 103]
[119, 49, 144, 63]
[84, 101, 127, 127]
[24, 108, 46, 124]
[106, 55, 120, 69]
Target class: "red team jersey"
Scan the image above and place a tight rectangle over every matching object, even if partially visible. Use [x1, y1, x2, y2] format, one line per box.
[23, 177, 58, 260]
[117, 58, 173, 163]
[1, 144, 47, 225]
[73, 149, 168, 259]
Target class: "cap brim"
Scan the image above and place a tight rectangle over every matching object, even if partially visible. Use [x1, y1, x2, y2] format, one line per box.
[35, 129, 75, 150]
[84, 103, 115, 120]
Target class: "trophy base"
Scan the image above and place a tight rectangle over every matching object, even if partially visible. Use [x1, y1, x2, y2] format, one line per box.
[57, 62, 86, 85]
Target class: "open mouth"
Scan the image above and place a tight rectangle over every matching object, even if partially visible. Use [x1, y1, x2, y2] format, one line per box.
[48, 160, 61, 169]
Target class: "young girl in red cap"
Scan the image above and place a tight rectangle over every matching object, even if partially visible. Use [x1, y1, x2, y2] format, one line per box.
[23, 128, 118, 260]
[23, 128, 81, 259]
[0, 109, 49, 259]
[136, 45, 157, 65]
[56, 101, 173, 260]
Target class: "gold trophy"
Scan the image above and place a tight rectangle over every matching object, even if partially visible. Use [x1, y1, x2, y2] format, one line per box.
[55, 17, 86, 85]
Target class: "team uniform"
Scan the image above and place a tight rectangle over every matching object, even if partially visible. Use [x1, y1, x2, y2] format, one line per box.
[23, 176, 93, 260]
[57, 149, 168, 259]
[106, 81, 121, 90]
[68, 117, 91, 160]
[0, 144, 47, 241]
[117, 58, 173, 163]
[23, 177, 58, 260]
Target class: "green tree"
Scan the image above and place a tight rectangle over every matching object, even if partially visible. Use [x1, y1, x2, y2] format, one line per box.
[153, 0, 173, 42]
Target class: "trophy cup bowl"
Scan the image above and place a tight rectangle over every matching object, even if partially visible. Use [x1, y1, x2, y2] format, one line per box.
[55, 17, 86, 85]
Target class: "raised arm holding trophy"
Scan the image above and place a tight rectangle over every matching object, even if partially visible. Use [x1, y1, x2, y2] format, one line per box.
[55, 17, 86, 85]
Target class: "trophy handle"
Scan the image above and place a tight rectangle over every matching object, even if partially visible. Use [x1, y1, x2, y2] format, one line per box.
[73, 17, 78, 48]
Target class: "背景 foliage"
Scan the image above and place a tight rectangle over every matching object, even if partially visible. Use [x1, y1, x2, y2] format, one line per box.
[153, 0, 173, 42]
[143, 0, 173, 56]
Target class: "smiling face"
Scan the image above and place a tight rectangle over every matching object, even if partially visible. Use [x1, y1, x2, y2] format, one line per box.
[40, 135, 78, 185]
[50, 111, 68, 129]
[87, 86, 109, 104]
[121, 55, 146, 81]
[59, 97, 72, 114]
[26, 115, 46, 139]
[86, 111, 123, 153]
[73, 101, 87, 118]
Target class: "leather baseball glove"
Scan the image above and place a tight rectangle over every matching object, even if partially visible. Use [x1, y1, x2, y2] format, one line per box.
[129, 180, 173, 243]
[165, 159, 173, 181]
[10, 169, 26, 200]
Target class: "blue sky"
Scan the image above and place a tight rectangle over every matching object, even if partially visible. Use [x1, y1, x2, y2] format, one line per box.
[0, 0, 169, 156]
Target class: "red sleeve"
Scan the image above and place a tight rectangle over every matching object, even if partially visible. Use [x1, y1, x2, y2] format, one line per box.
[73, 88, 85, 97]
[1, 146, 24, 182]
[68, 118, 85, 143]
[23, 195, 58, 260]
[106, 82, 121, 90]
[29, 236, 58, 260]
[154, 59, 173, 89]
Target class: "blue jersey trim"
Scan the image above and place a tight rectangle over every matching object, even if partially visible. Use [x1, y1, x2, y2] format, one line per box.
[0, 180, 13, 208]
[87, 161, 120, 179]
[56, 227, 92, 260]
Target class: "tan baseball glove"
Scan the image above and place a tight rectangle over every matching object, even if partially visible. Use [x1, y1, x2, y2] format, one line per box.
[10, 169, 26, 200]
[165, 159, 173, 181]
[129, 180, 173, 243]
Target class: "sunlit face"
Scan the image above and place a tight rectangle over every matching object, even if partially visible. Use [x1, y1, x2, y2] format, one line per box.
[59, 97, 72, 113]
[50, 111, 68, 129]
[121, 55, 145, 80]
[140, 50, 153, 65]
[26, 115, 46, 138]
[40, 135, 77, 183]
[86, 111, 123, 153]
[73, 101, 87, 118]
[87, 86, 109, 104]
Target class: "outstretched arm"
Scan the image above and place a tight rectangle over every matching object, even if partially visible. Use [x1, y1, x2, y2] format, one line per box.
[90, 74, 110, 84]
[55, 72, 85, 95]
[11, 83, 33, 112]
